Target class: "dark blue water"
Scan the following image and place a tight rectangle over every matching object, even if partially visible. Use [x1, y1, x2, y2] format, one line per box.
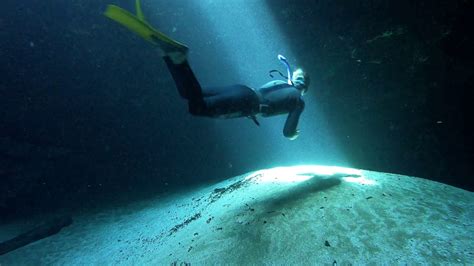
[1, 0, 473, 220]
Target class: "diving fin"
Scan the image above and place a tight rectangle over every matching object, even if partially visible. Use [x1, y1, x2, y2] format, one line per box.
[135, 0, 145, 21]
[104, 0, 188, 61]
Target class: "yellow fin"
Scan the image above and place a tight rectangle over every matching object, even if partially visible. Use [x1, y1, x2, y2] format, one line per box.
[104, 3, 188, 52]
[135, 0, 145, 21]
[104, 4, 156, 44]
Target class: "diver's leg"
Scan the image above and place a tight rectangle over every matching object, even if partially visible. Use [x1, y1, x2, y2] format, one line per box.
[200, 85, 260, 118]
[163, 56, 207, 115]
[163, 56, 202, 99]
[104, 1, 209, 114]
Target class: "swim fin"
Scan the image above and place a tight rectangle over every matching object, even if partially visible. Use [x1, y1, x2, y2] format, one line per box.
[104, 0, 188, 59]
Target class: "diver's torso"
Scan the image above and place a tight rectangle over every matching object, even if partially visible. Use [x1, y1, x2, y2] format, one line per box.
[257, 80, 303, 117]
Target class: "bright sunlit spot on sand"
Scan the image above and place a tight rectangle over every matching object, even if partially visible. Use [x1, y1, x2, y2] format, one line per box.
[343, 175, 376, 185]
[245, 165, 371, 184]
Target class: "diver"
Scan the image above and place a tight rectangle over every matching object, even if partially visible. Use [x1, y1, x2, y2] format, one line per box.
[104, 0, 310, 140]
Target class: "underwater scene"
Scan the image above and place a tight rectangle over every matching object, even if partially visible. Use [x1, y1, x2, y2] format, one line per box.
[0, 0, 473, 264]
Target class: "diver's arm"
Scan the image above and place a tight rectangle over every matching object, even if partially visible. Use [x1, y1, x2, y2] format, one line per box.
[283, 99, 305, 140]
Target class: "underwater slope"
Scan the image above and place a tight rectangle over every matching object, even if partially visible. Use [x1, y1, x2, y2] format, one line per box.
[0, 166, 472, 264]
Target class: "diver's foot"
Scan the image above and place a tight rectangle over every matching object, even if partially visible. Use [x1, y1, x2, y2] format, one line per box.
[149, 34, 188, 64]
[166, 50, 188, 64]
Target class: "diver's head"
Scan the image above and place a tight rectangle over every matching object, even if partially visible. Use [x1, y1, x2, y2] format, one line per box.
[292, 68, 310, 95]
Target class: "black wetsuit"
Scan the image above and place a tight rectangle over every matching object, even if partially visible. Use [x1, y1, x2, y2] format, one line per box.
[164, 57, 305, 139]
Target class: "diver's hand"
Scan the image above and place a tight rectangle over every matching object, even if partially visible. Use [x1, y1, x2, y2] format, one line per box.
[287, 129, 300, 140]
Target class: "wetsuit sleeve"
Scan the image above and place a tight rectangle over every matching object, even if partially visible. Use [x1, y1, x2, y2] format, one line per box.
[283, 99, 305, 140]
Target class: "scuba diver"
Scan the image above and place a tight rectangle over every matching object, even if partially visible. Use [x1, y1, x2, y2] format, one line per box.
[104, 0, 310, 140]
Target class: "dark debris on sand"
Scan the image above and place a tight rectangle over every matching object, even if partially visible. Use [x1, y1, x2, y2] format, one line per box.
[208, 174, 260, 203]
[169, 212, 202, 236]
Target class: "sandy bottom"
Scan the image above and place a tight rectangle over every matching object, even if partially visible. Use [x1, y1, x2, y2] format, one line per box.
[1, 165, 473, 265]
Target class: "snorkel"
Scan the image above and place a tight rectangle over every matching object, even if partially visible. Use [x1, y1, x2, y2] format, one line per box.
[269, 54, 308, 93]
[277, 54, 293, 85]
